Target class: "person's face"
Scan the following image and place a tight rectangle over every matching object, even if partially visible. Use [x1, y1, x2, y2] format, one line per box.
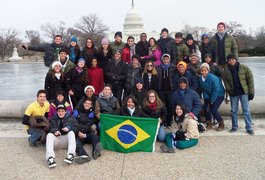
[102, 44, 108, 49]
[54, 64, 62, 73]
[202, 37, 209, 44]
[59, 52, 67, 61]
[149, 39, 155, 46]
[57, 109, 66, 118]
[70, 41, 77, 47]
[86, 39, 93, 48]
[56, 94, 64, 102]
[115, 36, 122, 43]
[91, 59, 97, 67]
[140, 34, 147, 42]
[37, 93, 46, 105]
[161, 31, 168, 39]
[146, 62, 153, 70]
[228, 58, 237, 66]
[85, 88, 94, 97]
[179, 82, 187, 90]
[201, 67, 209, 78]
[78, 61, 85, 68]
[217, 24, 225, 33]
[177, 65, 186, 74]
[187, 39, 193, 45]
[83, 100, 93, 110]
[114, 52, 121, 60]
[175, 37, 182, 44]
[54, 37, 62, 45]
[190, 56, 198, 65]
[175, 105, 183, 117]
[136, 83, 143, 90]
[103, 87, 111, 96]
[148, 93, 156, 103]
[127, 38, 134, 47]
[162, 56, 170, 65]
[127, 98, 135, 109]
[205, 57, 212, 63]
[132, 58, 139, 67]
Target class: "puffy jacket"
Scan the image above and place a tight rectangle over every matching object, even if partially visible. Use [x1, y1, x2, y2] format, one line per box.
[135, 41, 149, 57]
[105, 59, 127, 87]
[95, 92, 120, 115]
[109, 41, 126, 56]
[143, 47, 162, 66]
[157, 37, 177, 64]
[176, 40, 190, 62]
[87, 66, 104, 96]
[223, 63, 254, 96]
[81, 46, 98, 67]
[124, 64, 142, 92]
[173, 70, 198, 91]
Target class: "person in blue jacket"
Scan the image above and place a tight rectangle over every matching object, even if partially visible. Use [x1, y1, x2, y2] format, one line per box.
[172, 77, 202, 117]
[199, 63, 225, 131]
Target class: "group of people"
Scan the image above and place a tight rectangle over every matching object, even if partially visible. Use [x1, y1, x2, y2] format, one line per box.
[21, 22, 255, 168]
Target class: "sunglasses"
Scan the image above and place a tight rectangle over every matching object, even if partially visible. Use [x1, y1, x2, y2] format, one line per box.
[147, 64, 153, 67]
[202, 37, 208, 40]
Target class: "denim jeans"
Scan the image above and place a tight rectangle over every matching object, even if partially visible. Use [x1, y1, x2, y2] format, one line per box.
[157, 125, 166, 142]
[204, 96, 224, 122]
[27, 127, 44, 144]
[230, 94, 253, 131]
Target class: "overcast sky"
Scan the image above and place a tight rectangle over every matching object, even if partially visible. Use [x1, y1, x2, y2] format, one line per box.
[1, 0, 265, 36]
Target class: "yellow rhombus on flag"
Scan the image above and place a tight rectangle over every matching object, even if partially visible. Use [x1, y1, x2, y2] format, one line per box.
[105, 119, 150, 149]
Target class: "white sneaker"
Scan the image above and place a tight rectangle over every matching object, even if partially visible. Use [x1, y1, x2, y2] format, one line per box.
[64, 153, 74, 164]
[47, 156, 56, 168]
[75, 155, 91, 164]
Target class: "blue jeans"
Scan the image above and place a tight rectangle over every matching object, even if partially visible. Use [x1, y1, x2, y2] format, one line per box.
[27, 127, 44, 144]
[157, 125, 166, 142]
[204, 96, 224, 122]
[230, 94, 253, 131]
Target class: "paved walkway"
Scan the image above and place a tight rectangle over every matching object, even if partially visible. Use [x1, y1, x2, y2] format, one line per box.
[0, 119, 265, 179]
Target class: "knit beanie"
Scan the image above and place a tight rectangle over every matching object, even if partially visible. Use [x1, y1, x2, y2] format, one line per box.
[114, 31, 122, 38]
[84, 85, 95, 94]
[217, 22, 226, 29]
[190, 53, 200, 59]
[204, 53, 213, 59]
[135, 78, 144, 85]
[101, 38, 109, 45]
[200, 62, 210, 71]
[226, 53, 237, 61]
[161, 53, 171, 60]
[51, 61, 62, 69]
[78, 58, 86, 63]
[186, 34, 194, 41]
[70, 36, 78, 43]
[201, 33, 209, 39]
[161, 28, 169, 34]
[177, 61, 188, 70]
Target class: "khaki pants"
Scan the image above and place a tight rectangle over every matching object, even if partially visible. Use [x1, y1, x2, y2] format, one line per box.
[46, 131, 76, 160]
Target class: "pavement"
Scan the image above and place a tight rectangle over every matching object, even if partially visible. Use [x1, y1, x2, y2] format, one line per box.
[0, 118, 265, 180]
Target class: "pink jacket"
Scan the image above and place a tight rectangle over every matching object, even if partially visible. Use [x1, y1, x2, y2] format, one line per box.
[48, 102, 73, 120]
[144, 48, 162, 66]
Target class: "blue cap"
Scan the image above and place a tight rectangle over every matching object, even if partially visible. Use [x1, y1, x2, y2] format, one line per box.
[70, 36, 78, 43]
[78, 58, 86, 63]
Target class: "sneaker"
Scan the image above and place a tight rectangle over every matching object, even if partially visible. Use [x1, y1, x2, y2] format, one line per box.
[47, 156, 56, 168]
[64, 153, 74, 164]
[75, 155, 91, 164]
[229, 128, 237, 133]
[93, 142, 102, 160]
[247, 130, 254, 135]
[29, 142, 37, 147]
[160, 145, 175, 153]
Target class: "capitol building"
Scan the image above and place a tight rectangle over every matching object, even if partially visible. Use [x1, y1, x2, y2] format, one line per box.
[108, 0, 160, 43]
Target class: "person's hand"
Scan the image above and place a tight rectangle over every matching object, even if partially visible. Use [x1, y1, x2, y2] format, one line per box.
[68, 90, 74, 95]
[213, 62, 218, 66]
[54, 131, 61, 136]
[62, 127, 69, 132]
[78, 131, 86, 138]
[158, 118, 162, 124]
[96, 113, 100, 119]
[248, 94, 254, 101]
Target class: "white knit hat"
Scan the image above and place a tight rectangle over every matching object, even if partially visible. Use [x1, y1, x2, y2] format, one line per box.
[200, 62, 210, 71]
[84, 85, 95, 94]
[51, 61, 62, 69]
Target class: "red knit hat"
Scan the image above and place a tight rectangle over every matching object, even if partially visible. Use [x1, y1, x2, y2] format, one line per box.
[217, 22, 226, 29]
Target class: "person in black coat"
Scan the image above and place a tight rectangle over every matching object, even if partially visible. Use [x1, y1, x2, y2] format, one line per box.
[142, 60, 159, 92]
[23, 35, 65, 67]
[97, 38, 112, 70]
[135, 33, 149, 67]
[80, 38, 98, 68]
[105, 50, 127, 104]
[73, 98, 101, 164]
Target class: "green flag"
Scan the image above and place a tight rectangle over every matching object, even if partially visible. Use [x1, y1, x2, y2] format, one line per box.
[100, 114, 159, 153]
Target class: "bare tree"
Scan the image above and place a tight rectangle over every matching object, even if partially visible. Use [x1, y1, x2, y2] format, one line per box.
[255, 26, 265, 48]
[76, 14, 109, 46]
[0, 28, 20, 61]
[181, 24, 214, 41]
[226, 21, 246, 39]
[25, 30, 41, 45]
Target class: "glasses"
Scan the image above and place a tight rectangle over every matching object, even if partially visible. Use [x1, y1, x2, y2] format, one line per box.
[147, 64, 153, 67]
[202, 37, 208, 40]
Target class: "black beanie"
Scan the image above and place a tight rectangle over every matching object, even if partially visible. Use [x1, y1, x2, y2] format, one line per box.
[161, 28, 169, 34]
[114, 31, 122, 38]
[186, 34, 194, 41]
[226, 54, 237, 61]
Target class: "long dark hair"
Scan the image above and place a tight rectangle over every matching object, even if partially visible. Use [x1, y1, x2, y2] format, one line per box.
[123, 95, 139, 107]
[173, 104, 187, 123]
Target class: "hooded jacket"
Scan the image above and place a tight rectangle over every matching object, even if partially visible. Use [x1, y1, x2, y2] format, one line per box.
[95, 92, 120, 115]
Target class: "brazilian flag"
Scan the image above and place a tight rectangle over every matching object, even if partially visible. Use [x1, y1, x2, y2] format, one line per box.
[100, 114, 159, 153]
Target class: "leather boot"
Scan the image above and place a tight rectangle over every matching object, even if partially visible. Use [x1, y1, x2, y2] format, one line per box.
[206, 120, 212, 130]
[217, 121, 225, 131]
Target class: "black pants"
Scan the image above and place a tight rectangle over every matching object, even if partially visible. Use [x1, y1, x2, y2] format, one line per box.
[159, 91, 172, 125]
[76, 134, 99, 156]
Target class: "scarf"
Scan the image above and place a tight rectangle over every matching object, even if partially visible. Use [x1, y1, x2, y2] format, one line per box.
[76, 66, 83, 74]
[127, 107, 135, 116]
[130, 45, 135, 60]
[70, 47, 76, 62]
[55, 73, 61, 80]
[148, 101, 157, 111]
[161, 63, 171, 70]
[149, 45, 157, 52]
[179, 89, 186, 97]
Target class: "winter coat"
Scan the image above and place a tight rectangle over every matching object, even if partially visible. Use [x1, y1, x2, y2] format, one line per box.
[143, 47, 162, 66]
[223, 63, 254, 97]
[44, 72, 66, 101]
[112, 106, 149, 117]
[67, 46, 81, 64]
[49, 111, 79, 135]
[156, 64, 177, 92]
[121, 44, 135, 64]
[157, 37, 177, 64]
[176, 40, 190, 62]
[171, 77, 202, 116]
[97, 48, 112, 70]
[135, 41, 149, 57]
[210, 32, 238, 65]
[81, 46, 98, 67]
[105, 59, 127, 87]
[28, 43, 65, 67]
[95, 92, 120, 115]
[142, 105, 167, 124]
[142, 73, 159, 92]
[173, 70, 198, 92]
[124, 64, 142, 92]
[109, 41, 126, 56]
[48, 100, 72, 120]
[49, 56, 76, 75]
[200, 42, 215, 62]
[87, 66, 104, 96]
[187, 44, 201, 62]
[131, 88, 147, 106]
[199, 73, 225, 103]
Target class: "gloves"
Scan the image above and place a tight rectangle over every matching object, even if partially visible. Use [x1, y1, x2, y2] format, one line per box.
[73, 110, 79, 118]
[248, 94, 254, 101]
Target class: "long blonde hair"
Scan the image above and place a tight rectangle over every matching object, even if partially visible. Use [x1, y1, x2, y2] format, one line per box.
[142, 60, 158, 77]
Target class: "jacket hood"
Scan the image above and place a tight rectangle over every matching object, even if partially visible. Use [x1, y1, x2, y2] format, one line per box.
[178, 77, 189, 89]
[99, 91, 113, 100]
